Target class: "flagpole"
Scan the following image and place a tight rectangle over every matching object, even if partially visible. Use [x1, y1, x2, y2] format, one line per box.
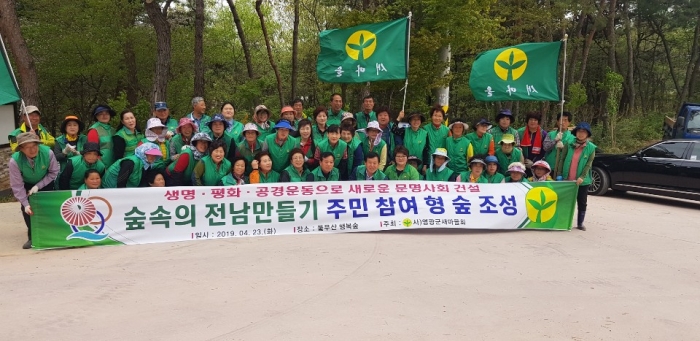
[555, 33, 568, 178]
[401, 12, 412, 113]
[0, 33, 33, 131]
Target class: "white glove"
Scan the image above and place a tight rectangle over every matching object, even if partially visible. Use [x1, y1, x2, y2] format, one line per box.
[62, 146, 73, 155]
[24, 206, 33, 215]
[181, 145, 189, 151]
[556, 140, 564, 150]
[166, 131, 174, 139]
[524, 159, 534, 168]
[555, 132, 563, 141]
[28, 186, 39, 195]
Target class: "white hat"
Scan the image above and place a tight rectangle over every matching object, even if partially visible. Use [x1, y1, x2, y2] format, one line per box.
[365, 121, 383, 133]
[243, 122, 259, 134]
[146, 117, 166, 130]
[432, 148, 450, 160]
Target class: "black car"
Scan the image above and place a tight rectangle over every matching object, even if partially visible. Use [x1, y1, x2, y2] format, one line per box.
[589, 139, 700, 201]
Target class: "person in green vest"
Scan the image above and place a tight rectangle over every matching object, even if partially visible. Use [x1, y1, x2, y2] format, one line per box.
[425, 148, 459, 182]
[220, 102, 244, 143]
[425, 105, 449, 154]
[193, 139, 231, 186]
[407, 155, 425, 180]
[280, 106, 299, 137]
[165, 132, 211, 186]
[505, 162, 529, 183]
[445, 118, 474, 173]
[103, 143, 162, 188]
[312, 106, 329, 145]
[113, 110, 145, 161]
[253, 104, 275, 140]
[292, 98, 306, 127]
[529, 160, 554, 182]
[393, 111, 430, 172]
[249, 151, 280, 183]
[314, 124, 348, 179]
[495, 134, 524, 176]
[168, 117, 197, 162]
[186, 97, 211, 134]
[461, 156, 489, 183]
[9, 132, 60, 249]
[489, 109, 520, 146]
[263, 120, 301, 173]
[378, 106, 403, 162]
[340, 124, 363, 176]
[350, 151, 387, 180]
[220, 156, 248, 186]
[57, 142, 106, 190]
[555, 122, 596, 231]
[8, 105, 56, 152]
[207, 113, 235, 164]
[484, 155, 505, 183]
[342, 112, 358, 131]
[86, 104, 116, 167]
[354, 95, 376, 130]
[297, 119, 318, 170]
[384, 146, 420, 180]
[327, 93, 345, 127]
[466, 118, 496, 156]
[53, 115, 86, 170]
[80, 169, 102, 190]
[279, 148, 312, 182]
[142, 117, 171, 170]
[235, 123, 263, 175]
[152, 102, 179, 136]
[545, 111, 575, 170]
[358, 121, 388, 171]
[306, 152, 340, 181]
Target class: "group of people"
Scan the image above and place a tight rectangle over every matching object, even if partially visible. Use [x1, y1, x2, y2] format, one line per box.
[8, 94, 595, 249]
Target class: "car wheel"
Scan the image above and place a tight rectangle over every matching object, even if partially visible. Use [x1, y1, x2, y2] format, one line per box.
[589, 167, 610, 196]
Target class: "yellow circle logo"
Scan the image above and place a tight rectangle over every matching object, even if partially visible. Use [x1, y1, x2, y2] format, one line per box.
[402, 218, 413, 228]
[525, 187, 557, 223]
[494, 48, 528, 81]
[346, 30, 377, 61]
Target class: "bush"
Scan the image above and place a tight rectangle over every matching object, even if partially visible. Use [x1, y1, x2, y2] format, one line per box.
[593, 111, 666, 153]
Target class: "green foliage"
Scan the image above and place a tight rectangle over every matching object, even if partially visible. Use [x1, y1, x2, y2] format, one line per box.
[566, 82, 587, 114]
[591, 111, 666, 154]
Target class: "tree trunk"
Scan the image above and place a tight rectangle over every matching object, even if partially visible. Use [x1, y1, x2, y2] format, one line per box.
[123, 38, 139, 106]
[255, 0, 284, 108]
[226, 0, 255, 79]
[651, 19, 681, 97]
[606, 0, 617, 72]
[291, 0, 300, 100]
[194, 0, 205, 97]
[680, 13, 700, 102]
[577, 10, 600, 83]
[622, 0, 635, 113]
[0, 0, 40, 106]
[144, 0, 172, 104]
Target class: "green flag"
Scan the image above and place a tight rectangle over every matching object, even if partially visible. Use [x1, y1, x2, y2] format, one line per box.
[469, 42, 561, 102]
[317, 18, 408, 83]
[0, 40, 21, 106]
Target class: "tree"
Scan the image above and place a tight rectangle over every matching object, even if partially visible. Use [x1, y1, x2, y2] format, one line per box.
[194, 0, 205, 97]
[0, 0, 40, 106]
[144, 0, 172, 104]
[291, 0, 300, 100]
[226, 0, 255, 79]
[255, 0, 284, 107]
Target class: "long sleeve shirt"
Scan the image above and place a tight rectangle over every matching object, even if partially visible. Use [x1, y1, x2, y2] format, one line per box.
[9, 151, 60, 207]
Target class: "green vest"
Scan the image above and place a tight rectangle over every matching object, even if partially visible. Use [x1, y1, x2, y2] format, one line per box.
[169, 134, 189, 157]
[255, 121, 275, 141]
[317, 139, 347, 168]
[404, 128, 428, 160]
[12, 145, 51, 185]
[505, 176, 529, 183]
[353, 165, 387, 180]
[115, 127, 143, 157]
[445, 136, 472, 173]
[236, 140, 263, 175]
[257, 170, 280, 183]
[425, 166, 454, 182]
[327, 109, 344, 127]
[66, 155, 106, 190]
[162, 117, 179, 135]
[346, 137, 362, 175]
[227, 121, 245, 143]
[562, 141, 597, 186]
[282, 164, 310, 182]
[496, 148, 523, 176]
[426, 124, 449, 154]
[384, 164, 420, 180]
[312, 124, 327, 146]
[265, 134, 299, 173]
[461, 171, 489, 183]
[544, 129, 575, 169]
[167, 148, 197, 183]
[484, 172, 505, 184]
[489, 126, 519, 145]
[103, 155, 143, 188]
[466, 132, 494, 156]
[55, 134, 87, 170]
[90, 122, 116, 167]
[220, 173, 246, 186]
[380, 123, 398, 158]
[199, 155, 231, 186]
[354, 111, 376, 130]
[361, 137, 386, 162]
[310, 167, 339, 181]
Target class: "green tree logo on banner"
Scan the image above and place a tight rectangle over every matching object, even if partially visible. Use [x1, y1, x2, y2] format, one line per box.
[526, 187, 558, 223]
[345, 30, 377, 61]
[494, 48, 528, 81]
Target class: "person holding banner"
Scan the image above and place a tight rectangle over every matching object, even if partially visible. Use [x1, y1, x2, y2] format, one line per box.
[350, 152, 387, 181]
[466, 118, 495, 156]
[219, 157, 248, 186]
[279, 148, 312, 182]
[518, 112, 554, 173]
[235, 123, 263, 175]
[263, 120, 301, 173]
[358, 121, 388, 171]
[253, 105, 275, 140]
[445, 118, 474, 173]
[9, 132, 60, 249]
[87, 104, 117, 167]
[489, 109, 520, 146]
[394, 111, 430, 172]
[354, 95, 376, 130]
[57, 142, 106, 190]
[168, 117, 197, 162]
[556, 122, 596, 231]
[113, 110, 145, 160]
[249, 151, 280, 184]
[312, 106, 329, 145]
[505, 162, 529, 183]
[484, 156, 505, 183]
[165, 132, 211, 186]
[102, 143, 163, 188]
[306, 152, 340, 182]
[384, 146, 420, 181]
[8, 105, 55, 152]
[340, 125, 363, 176]
[80, 169, 102, 190]
[425, 148, 459, 182]
[529, 160, 553, 182]
[327, 93, 345, 127]
[496, 134, 524, 176]
[462, 156, 489, 183]
[53, 115, 86, 170]
[193, 140, 231, 186]
[297, 119, 318, 170]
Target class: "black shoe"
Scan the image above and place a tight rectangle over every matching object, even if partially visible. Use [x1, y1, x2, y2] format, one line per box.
[576, 226, 586, 231]
[22, 240, 32, 249]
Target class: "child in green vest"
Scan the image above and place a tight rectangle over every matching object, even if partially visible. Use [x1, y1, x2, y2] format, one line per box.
[57, 142, 106, 190]
[555, 122, 596, 231]
[425, 148, 459, 182]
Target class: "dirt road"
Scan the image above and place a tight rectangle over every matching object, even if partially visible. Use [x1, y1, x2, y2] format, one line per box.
[0, 193, 698, 340]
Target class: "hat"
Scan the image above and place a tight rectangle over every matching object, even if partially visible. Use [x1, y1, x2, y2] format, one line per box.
[146, 117, 165, 130]
[91, 105, 116, 118]
[448, 118, 469, 131]
[507, 162, 527, 175]
[341, 112, 356, 122]
[432, 148, 450, 160]
[365, 121, 383, 133]
[499, 133, 516, 145]
[485, 155, 499, 164]
[81, 142, 102, 156]
[407, 112, 425, 123]
[176, 117, 198, 134]
[474, 118, 492, 127]
[60, 115, 85, 134]
[191, 132, 212, 145]
[15, 132, 41, 148]
[145, 148, 163, 156]
[496, 109, 514, 122]
[254, 105, 271, 116]
[469, 157, 487, 167]
[532, 160, 551, 172]
[24, 105, 41, 116]
[207, 114, 231, 130]
[280, 105, 295, 114]
[274, 120, 294, 131]
[573, 122, 592, 138]
[407, 155, 423, 166]
[243, 122, 260, 135]
[154, 102, 168, 110]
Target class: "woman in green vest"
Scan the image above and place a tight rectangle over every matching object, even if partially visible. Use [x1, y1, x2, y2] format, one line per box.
[341, 125, 363, 176]
[407, 156, 425, 180]
[555, 122, 596, 231]
[221, 102, 244, 143]
[445, 118, 474, 173]
[384, 146, 420, 180]
[54, 115, 86, 170]
[207, 114, 236, 164]
[462, 156, 489, 183]
[86, 104, 117, 167]
[141, 117, 171, 170]
[253, 105, 275, 140]
[505, 162, 529, 183]
[489, 109, 520, 145]
[193, 140, 231, 186]
[312, 106, 329, 145]
[102, 142, 163, 188]
[263, 120, 300, 173]
[165, 132, 211, 186]
[425, 148, 459, 182]
[168, 117, 197, 162]
[306, 152, 340, 181]
[57, 142, 106, 190]
[496, 134, 524, 176]
[220, 156, 248, 186]
[9, 132, 60, 249]
[113, 110, 144, 161]
[394, 111, 430, 172]
[279, 148, 311, 182]
[314, 124, 348, 179]
[483, 155, 505, 183]
[426, 105, 450, 154]
[235, 123, 263, 175]
[80, 169, 102, 190]
[466, 118, 495, 156]
[298, 119, 318, 170]
[358, 121, 388, 171]
[249, 151, 280, 183]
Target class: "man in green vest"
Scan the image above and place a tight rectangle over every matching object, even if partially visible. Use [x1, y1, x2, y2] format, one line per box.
[545, 111, 575, 170]
[314, 124, 349, 179]
[354, 95, 376, 130]
[185, 97, 211, 134]
[57, 142, 106, 190]
[489, 109, 520, 146]
[292, 98, 306, 127]
[9, 132, 60, 249]
[262, 120, 300, 173]
[153, 101, 179, 136]
[306, 152, 340, 181]
[350, 152, 387, 180]
[8, 105, 56, 152]
[328, 93, 345, 127]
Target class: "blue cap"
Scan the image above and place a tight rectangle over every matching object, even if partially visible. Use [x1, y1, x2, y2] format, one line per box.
[573, 122, 592, 137]
[274, 120, 294, 131]
[485, 155, 498, 164]
[207, 113, 231, 130]
[475, 118, 492, 127]
[154, 102, 168, 110]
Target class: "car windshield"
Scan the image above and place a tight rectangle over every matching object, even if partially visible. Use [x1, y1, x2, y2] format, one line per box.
[687, 110, 700, 131]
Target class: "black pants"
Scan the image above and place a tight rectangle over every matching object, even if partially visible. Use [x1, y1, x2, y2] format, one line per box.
[20, 181, 55, 240]
[577, 185, 589, 212]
